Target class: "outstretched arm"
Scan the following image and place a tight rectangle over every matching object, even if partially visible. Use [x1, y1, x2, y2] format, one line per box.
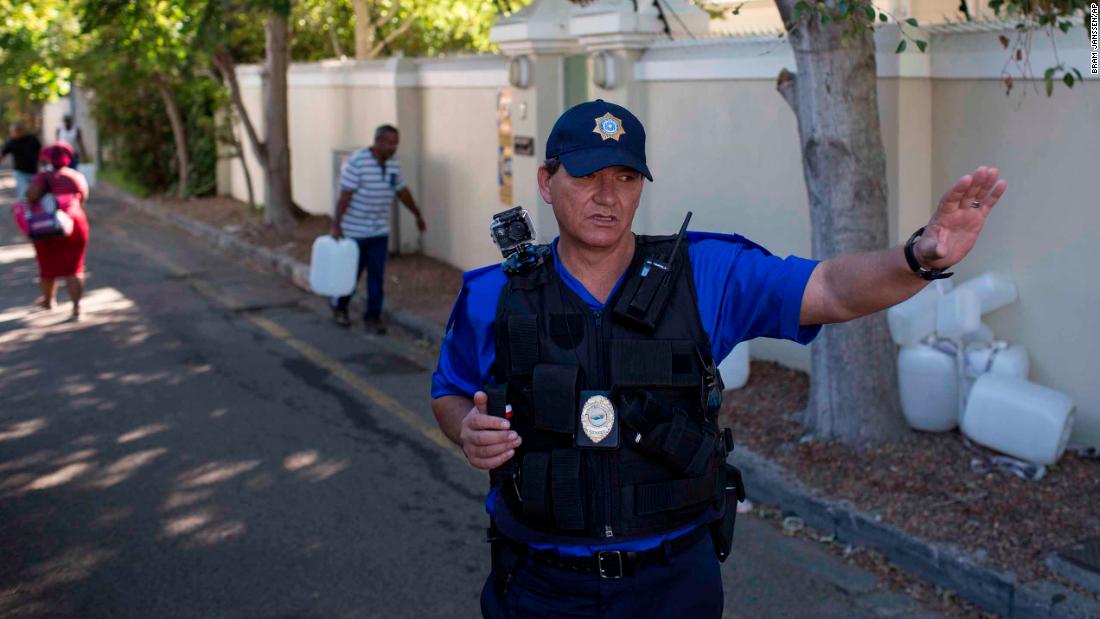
[799, 165, 1008, 326]
[397, 188, 425, 232]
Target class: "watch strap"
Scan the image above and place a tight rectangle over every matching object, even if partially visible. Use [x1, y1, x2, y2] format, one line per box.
[905, 227, 954, 281]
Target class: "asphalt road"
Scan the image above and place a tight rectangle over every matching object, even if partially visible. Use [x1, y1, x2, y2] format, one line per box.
[0, 172, 952, 619]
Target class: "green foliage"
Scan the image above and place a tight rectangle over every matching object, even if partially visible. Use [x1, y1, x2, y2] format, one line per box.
[2, 0, 517, 198]
[75, 0, 214, 196]
[988, 0, 1090, 95]
[211, 0, 512, 64]
[783, 0, 1088, 97]
[90, 76, 176, 192]
[0, 0, 81, 110]
[85, 66, 223, 197]
[179, 77, 226, 196]
[693, 1, 738, 20]
[399, 0, 507, 56]
[787, 0, 927, 51]
[291, 0, 356, 59]
[99, 163, 152, 197]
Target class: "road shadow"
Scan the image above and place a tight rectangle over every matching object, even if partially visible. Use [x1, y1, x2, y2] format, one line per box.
[0, 172, 486, 618]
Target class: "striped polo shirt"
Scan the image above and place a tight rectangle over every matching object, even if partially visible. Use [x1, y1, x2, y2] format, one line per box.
[339, 147, 406, 238]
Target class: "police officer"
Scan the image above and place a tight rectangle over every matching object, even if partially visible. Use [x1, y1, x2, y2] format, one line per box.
[430, 100, 1006, 618]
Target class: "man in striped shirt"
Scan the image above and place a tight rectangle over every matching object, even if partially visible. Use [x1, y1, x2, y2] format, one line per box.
[331, 124, 426, 333]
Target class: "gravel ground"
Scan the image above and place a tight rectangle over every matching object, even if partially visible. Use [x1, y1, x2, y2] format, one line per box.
[719, 360, 1100, 585]
[156, 196, 463, 326]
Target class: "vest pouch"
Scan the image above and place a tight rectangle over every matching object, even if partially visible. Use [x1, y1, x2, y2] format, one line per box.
[519, 452, 551, 521]
[611, 339, 702, 387]
[621, 390, 720, 478]
[532, 364, 580, 435]
[710, 463, 746, 562]
[620, 390, 672, 456]
[518, 449, 585, 530]
[662, 411, 721, 478]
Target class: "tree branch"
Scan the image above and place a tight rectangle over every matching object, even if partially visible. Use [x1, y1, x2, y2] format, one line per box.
[374, 0, 400, 30]
[777, 67, 798, 113]
[328, 17, 345, 57]
[213, 48, 267, 168]
[154, 78, 190, 199]
[367, 14, 415, 59]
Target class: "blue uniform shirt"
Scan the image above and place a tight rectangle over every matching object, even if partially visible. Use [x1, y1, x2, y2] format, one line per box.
[431, 232, 821, 556]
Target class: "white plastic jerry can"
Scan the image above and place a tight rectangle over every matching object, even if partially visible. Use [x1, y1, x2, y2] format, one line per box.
[935, 288, 982, 339]
[961, 373, 1075, 465]
[887, 279, 953, 346]
[309, 235, 360, 296]
[717, 341, 750, 390]
[965, 342, 1029, 381]
[954, 272, 1017, 315]
[897, 344, 959, 432]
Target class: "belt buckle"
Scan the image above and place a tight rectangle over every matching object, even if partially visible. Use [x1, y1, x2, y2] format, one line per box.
[597, 550, 624, 579]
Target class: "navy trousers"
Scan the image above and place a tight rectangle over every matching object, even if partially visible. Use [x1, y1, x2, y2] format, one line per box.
[480, 534, 723, 619]
[331, 235, 389, 320]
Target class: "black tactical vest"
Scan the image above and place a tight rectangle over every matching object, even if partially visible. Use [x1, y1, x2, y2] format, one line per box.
[484, 235, 732, 541]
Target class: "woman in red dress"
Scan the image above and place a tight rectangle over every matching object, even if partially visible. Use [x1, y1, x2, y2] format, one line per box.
[25, 142, 90, 321]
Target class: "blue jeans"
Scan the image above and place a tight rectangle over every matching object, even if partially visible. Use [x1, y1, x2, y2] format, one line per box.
[331, 235, 388, 320]
[481, 533, 723, 619]
[14, 171, 34, 201]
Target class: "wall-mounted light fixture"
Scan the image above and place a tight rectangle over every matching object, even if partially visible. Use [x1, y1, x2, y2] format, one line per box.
[591, 51, 618, 90]
[508, 55, 533, 89]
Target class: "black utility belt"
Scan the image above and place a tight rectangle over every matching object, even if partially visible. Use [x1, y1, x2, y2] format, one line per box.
[499, 524, 709, 579]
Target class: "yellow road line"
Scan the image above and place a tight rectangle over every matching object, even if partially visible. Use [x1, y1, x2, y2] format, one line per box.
[109, 225, 460, 459]
[247, 314, 455, 452]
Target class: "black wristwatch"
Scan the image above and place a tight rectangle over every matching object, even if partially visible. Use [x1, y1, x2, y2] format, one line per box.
[904, 227, 954, 281]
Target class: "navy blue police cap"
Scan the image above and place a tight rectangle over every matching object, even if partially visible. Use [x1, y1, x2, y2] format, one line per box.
[545, 99, 653, 181]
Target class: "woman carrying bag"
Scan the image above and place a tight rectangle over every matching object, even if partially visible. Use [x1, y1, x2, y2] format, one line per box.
[25, 142, 90, 321]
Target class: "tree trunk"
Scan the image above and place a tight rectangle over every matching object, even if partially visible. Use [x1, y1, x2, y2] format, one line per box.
[774, 0, 909, 446]
[236, 144, 256, 210]
[263, 12, 295, 228]
[155, 80, 190, 199]
[353, 0, 373, 60]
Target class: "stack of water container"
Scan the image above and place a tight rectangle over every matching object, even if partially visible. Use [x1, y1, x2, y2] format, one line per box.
[887, 273, 1076, 467]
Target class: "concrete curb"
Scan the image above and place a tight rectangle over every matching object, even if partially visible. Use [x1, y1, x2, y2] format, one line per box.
[97, 183, 445, 346]
[729, 448, 1100, 618]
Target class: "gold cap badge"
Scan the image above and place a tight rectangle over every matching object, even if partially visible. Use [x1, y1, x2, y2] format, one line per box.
[593, 112, 626, 142]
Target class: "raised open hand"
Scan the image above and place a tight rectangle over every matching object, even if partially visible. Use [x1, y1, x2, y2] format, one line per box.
[912, 165, 1008, 271]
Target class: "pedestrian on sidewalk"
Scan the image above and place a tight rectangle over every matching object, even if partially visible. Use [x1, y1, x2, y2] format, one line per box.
[25, 143, 90, 321]
[330, 124, 426, 334]
[429, 99, 1007, 618]
[1, 122, 42, 201]
[55, 114, 87, 170]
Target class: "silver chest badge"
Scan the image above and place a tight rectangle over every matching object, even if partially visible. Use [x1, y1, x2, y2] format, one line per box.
[580, 394, 616, 444]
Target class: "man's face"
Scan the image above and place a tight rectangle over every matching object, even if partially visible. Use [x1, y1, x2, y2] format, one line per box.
[373, 131, 399, 159]
[538, 164, 644, 250]
[63, 116, 72, 128]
